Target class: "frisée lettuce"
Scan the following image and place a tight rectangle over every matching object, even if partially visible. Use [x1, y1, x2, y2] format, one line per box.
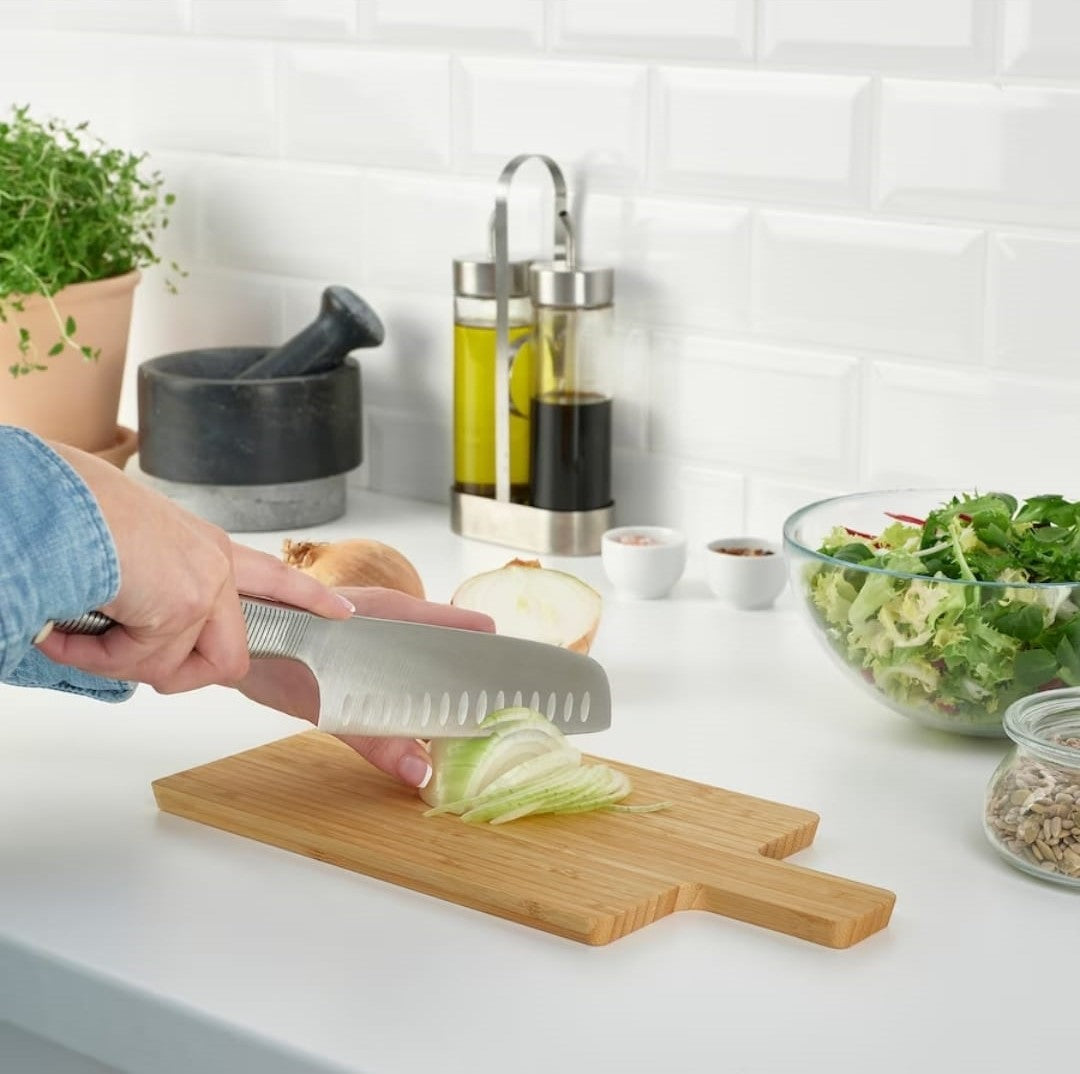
[805, 493, 1080, 732]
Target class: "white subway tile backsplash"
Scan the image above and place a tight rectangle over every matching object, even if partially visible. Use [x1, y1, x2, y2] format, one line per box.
[0, 32, 277, 157]
[46, 0, 190, 32]
[122, 268, 285, 428]
[0, 2, 49, 26]
[581, 196, 750, 331]
[361, 0, 543, 48]
[650, 334, 859, 482]
[283, 47, 451, 169]
[286, 286, 453, 416]
[1000, 0, 1080, 78]
[365, 408, 453, 503]
[134, 152, 202, 265]
[754, 211, 985, 363]
[194, 0, 356, 38]
[663, 462, 747, 562]
[0, 32, 100, 123]
[653, 68, 871, 207]
[552, 1, 753, 61]
[759, 0, 993, 74]
[455, 57, 648, 185]
[357, 173, 545, 293]
[746, 477, 847, 545]
[133, 39, 278, 157]
[129, 268, 284, 361]
[612, 449, 745, 554]
[15, 4, 1080, 540]
[879, 80, 1080, 227]
[611, 326, 651, 452]
[865, 362, 1080, 496]
[990, 233, 1080, 375]
[196, 160, 365, 281]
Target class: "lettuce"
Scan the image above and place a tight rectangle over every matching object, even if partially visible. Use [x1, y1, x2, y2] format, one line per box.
[804, 492, 1080, 731]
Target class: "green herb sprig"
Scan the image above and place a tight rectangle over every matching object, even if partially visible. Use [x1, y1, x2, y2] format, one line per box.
[0, 105, 181, 376]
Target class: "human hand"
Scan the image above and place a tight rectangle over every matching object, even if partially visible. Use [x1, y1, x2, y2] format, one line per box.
[37, 444, 353, 691]
[236, 587, 495, 787]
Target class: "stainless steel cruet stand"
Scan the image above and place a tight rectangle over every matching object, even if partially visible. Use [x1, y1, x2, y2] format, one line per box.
[450, 154, 615, 556]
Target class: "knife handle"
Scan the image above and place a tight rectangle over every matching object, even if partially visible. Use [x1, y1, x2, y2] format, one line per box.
[47, 610, 113, 636]
[43, 598, 311, 661]
[241, 599, 311, 660]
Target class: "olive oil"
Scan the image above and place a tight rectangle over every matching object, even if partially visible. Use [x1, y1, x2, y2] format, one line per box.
[453, 321, 533, 501]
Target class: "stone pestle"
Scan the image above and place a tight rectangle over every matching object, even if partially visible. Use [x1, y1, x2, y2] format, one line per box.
[234, 286, 385, 380]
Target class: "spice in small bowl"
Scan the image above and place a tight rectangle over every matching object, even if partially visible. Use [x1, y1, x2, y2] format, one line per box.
[705, 537, 786, 610]
[601, 526, 687, 600]
[611, 532, 663, 547]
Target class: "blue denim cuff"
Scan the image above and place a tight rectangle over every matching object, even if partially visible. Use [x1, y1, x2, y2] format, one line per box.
[6, 648, 136, 702]
[0, 426, 128, 699]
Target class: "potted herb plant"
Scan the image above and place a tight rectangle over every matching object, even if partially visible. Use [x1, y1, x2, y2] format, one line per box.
[0, 105, 178, 464]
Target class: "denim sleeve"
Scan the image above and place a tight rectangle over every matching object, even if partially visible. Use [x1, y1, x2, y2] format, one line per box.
[0, 426, 135, 702]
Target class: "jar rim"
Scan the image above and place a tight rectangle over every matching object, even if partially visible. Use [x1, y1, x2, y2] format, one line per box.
[1003, 688, 1080, 766]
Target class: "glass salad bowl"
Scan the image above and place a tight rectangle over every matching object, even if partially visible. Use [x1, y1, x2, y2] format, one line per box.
[783, 489, 1080, 738]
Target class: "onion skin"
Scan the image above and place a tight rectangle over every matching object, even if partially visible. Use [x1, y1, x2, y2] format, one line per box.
[282, 538, 425, 600]
[565, 625, 597, 654]
[450, 558, 600, 654]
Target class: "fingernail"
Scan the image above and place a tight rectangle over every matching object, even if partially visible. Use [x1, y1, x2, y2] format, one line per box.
[337, 594, 356, 614]
[33, 621, 54, 645]
[398, 755, 432, 789]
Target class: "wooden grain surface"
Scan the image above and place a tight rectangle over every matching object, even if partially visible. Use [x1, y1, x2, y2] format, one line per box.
[152, 731, 895, 948]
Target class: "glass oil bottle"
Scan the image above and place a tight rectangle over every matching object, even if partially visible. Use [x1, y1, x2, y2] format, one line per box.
[452, 257, 534, 502]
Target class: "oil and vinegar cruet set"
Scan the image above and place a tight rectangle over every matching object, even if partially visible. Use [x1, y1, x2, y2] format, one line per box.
[450, 154, 616, 556]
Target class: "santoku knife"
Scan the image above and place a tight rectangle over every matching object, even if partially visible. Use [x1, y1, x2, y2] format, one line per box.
[48, 597, 612, 739]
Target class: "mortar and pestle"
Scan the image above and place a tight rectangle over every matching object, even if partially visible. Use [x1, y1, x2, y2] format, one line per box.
[136, 286, 382, 531]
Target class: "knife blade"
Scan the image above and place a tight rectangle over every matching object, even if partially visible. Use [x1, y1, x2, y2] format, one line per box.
[49, 598, 612, 739]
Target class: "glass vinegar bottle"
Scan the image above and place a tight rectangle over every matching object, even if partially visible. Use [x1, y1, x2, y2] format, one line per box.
[528, 260, 615, 512]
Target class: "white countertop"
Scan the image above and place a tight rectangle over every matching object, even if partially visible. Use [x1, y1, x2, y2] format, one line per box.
[2, 489, 1076, 1073]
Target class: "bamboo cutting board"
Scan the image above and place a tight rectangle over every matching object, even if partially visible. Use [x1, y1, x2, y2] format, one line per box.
[152, 731, 895, 948]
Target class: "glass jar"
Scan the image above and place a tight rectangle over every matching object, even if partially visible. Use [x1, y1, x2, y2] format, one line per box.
[527, 260, 615, 513]
[452, 257, 535, 502]
[984, 687, 1080, 887]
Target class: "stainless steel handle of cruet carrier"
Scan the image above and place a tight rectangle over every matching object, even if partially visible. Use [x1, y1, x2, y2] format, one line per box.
[489, 154, 575, 504]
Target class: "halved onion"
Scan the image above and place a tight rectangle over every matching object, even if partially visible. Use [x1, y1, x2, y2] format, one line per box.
[450, 558, 601, 654]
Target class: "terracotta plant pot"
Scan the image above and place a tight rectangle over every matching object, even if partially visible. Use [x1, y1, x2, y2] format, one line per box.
[95, 424, 140, 470]
[0, 270, 141, 454]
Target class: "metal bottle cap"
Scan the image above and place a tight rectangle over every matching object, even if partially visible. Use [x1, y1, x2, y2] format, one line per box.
[453, 257, 532, 299]
[529, 261, 614, 309]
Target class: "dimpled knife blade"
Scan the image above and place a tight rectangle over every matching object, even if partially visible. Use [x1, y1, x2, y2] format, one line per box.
[50, 599, 612, 738]
[243, 597, 611, 737]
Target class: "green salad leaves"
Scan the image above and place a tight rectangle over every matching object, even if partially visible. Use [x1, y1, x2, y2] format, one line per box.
[807, 492, 1080, 732]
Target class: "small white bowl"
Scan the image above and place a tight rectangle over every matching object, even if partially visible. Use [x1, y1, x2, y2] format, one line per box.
[601, 526, 687, 600]
[705, 537, 786, 610]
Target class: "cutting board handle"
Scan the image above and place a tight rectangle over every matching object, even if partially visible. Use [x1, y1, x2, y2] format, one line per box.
[695, 851, 895, 948]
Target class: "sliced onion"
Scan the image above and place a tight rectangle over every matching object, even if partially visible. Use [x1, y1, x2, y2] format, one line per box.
[420, 708, 667, 825]
[450, 558, 602, 654]
[419, 707, 566, 808]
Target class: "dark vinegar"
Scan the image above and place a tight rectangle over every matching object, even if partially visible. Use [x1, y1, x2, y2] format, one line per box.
[529, 392, 612, 511]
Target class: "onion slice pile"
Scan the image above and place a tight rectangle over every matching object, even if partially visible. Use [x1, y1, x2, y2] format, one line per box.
[420, 708, 667, 825]
[450, 559, 602, 654]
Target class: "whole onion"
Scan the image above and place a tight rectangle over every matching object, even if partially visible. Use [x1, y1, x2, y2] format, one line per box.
[282, 538, 425, 600]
